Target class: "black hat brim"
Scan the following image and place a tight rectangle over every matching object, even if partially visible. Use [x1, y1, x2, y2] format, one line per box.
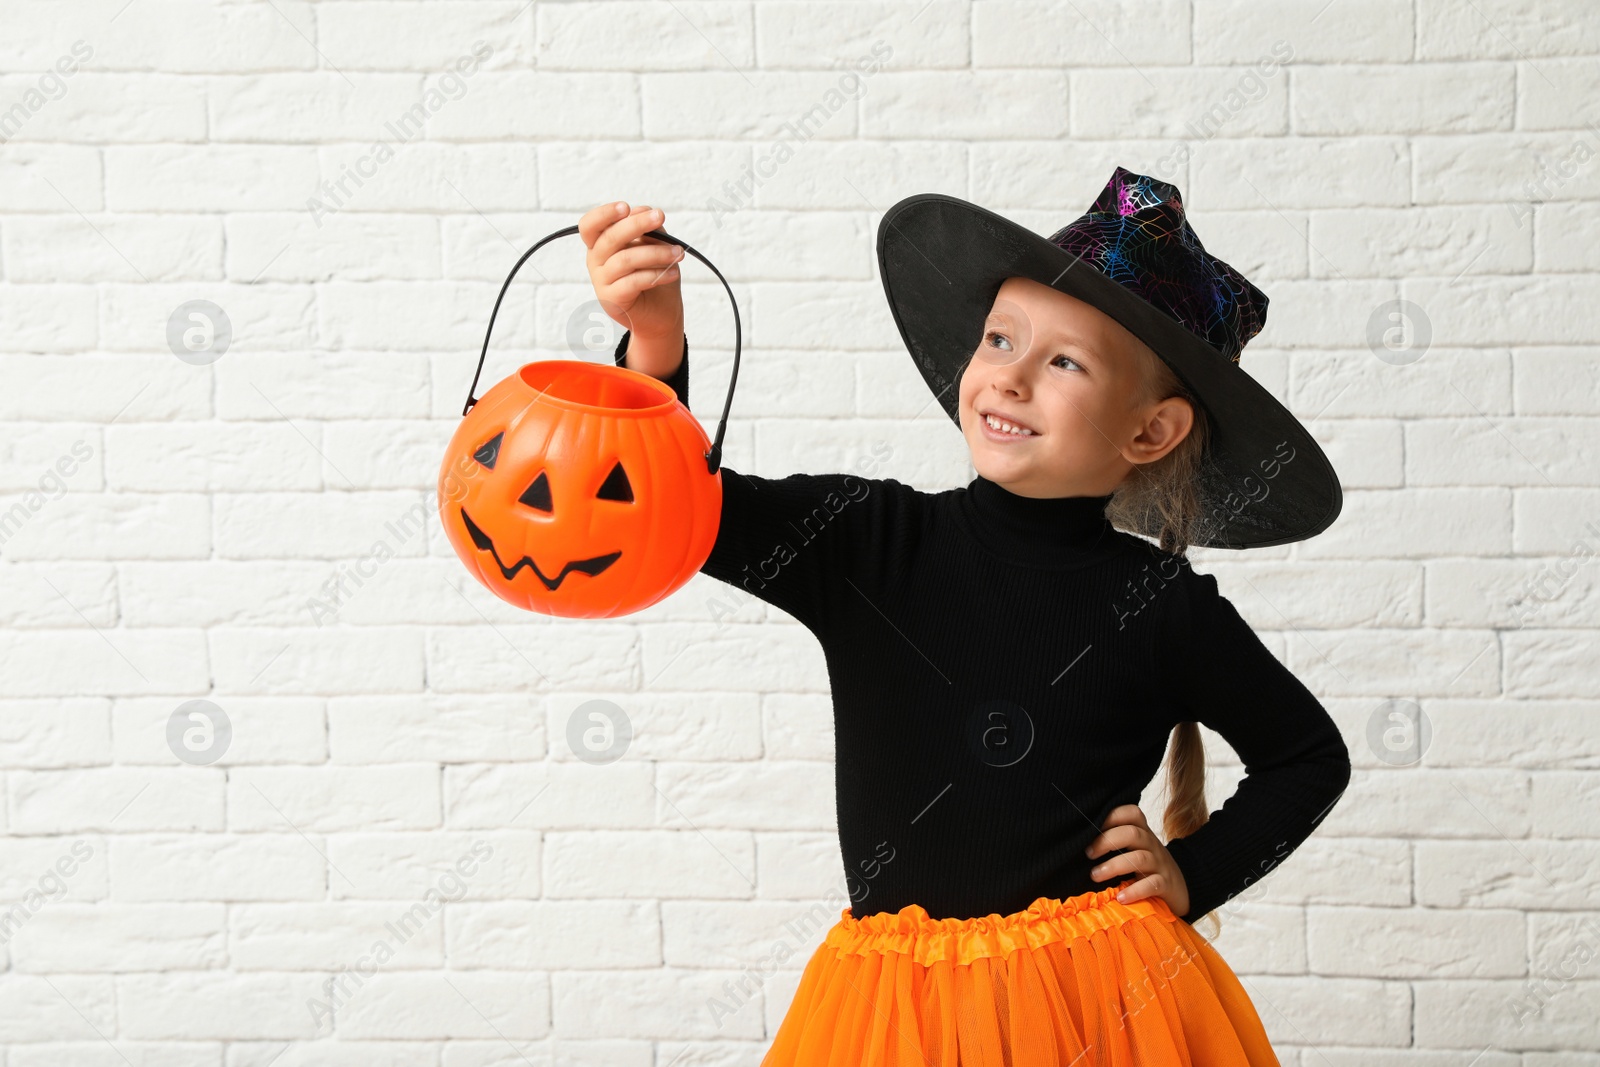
[876, 193, 1342, 550]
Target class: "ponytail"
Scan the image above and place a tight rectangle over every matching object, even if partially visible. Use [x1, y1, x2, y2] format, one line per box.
[1162, 721, 1221, 940]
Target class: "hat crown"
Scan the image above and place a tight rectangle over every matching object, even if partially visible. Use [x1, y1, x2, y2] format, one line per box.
[1046, 166, 1266, 364]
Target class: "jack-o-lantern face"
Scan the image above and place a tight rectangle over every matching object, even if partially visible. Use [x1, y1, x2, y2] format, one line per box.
[458, 430, 632, 589]
[439, 360, 722, 618]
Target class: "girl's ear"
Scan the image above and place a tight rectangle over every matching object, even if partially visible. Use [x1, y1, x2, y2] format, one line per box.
[1122, 395, 1194, 468]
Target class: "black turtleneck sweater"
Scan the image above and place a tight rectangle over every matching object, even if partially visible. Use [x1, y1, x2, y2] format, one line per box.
[615, 332, 1351, 924]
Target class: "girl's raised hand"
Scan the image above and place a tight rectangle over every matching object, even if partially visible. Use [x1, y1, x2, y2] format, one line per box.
[577, 201, 685, 344]
[1085, 803, 1192, 918]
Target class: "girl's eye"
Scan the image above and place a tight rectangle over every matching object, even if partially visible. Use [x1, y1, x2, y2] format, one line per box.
[983, 330, 1084, 371]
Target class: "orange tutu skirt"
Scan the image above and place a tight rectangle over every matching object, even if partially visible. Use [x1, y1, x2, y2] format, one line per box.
[762, 883, 1278, 1067]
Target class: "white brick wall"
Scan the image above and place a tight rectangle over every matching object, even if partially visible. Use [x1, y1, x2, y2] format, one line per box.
[1, 0, 1597, 1061]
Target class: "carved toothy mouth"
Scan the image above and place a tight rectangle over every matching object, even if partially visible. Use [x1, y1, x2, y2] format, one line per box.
[460, 507, 621, 590]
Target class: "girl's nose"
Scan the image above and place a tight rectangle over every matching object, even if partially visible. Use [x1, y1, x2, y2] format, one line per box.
[989, 362, 1033, 396]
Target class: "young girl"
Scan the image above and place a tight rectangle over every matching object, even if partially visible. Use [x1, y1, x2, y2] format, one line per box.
[578, 168, 1351, 1066]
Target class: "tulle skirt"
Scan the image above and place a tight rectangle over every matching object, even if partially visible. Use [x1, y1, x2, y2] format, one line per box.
[762, 883, 1278, 1066]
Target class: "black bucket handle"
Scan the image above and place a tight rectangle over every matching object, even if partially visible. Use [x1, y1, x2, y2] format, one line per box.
[460, 223, 740, 475]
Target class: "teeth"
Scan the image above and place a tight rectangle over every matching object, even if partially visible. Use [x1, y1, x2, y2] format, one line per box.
[986, 413, 1035, 436]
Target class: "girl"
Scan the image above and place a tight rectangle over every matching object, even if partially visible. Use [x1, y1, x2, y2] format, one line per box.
[578, 168, 1351, 1066]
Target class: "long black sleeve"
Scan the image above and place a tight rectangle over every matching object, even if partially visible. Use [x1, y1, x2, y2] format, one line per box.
[613, 328, 912, 632]
[1155, 561, 1352, 922]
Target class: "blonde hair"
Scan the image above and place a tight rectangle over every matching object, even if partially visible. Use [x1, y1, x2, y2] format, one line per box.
[1105, 341, 1224, 941]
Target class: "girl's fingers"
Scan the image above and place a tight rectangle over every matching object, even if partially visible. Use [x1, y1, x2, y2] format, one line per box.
[608, 264, 680, 299]
[1109, 873, 1164, 904]
[1085, 823, 1150, 859]
[595, 242, 684, 286]
[579, 201, 654, 250]
[642, 263, 681, 287]
[1099, 804, 1150, 830]
[593, 204, 668, 263]
[578, 201, 629, 248]
[1088, 849, 1156, 883]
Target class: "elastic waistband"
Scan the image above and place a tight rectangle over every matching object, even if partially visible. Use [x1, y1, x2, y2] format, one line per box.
[825, 884, 1178, 968]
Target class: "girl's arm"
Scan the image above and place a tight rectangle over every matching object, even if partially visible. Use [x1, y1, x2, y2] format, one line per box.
[614, 325, 690, 410]
[1156, 561, 1352, 922]
[614, 329, 915, 632]
[584, 203, 915, 628]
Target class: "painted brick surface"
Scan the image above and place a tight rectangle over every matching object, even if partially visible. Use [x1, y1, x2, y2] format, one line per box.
[1, 0, 1596, 1059]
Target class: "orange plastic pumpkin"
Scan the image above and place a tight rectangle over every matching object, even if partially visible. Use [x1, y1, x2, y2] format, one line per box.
[438, 224, 742, 618]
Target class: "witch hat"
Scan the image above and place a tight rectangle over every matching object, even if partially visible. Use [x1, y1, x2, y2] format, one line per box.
[877, 167, 1341, 549]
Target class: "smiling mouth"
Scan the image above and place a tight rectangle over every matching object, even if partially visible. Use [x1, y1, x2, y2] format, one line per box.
[979, 411, 1040, 440]
[460, 508, 621, 590]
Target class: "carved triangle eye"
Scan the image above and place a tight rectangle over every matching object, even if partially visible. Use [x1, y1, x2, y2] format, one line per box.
[473, 432, 503, 470]
[596, 461, 633, 503]
[518, 471, 552, 512]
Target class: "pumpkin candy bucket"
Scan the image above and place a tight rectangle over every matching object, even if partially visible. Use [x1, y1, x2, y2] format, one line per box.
[438, 224, 741, 618]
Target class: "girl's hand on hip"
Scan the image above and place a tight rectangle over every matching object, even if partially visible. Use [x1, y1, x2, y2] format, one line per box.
[1085, 803, 1191, 918]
